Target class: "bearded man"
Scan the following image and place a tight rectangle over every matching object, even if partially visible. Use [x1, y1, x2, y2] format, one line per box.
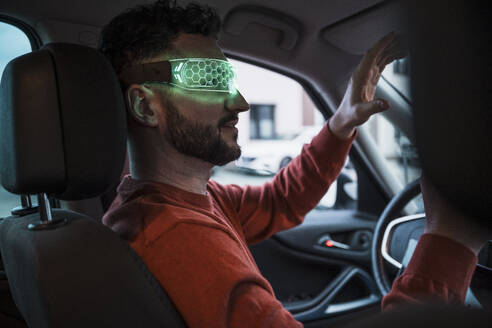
[100, 1, 486, 327]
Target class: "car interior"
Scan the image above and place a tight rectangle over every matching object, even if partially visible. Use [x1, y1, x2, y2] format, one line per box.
[0, 0, 491, 327]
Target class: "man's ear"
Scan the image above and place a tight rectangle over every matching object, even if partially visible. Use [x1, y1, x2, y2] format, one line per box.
[126, 84, 159, 127]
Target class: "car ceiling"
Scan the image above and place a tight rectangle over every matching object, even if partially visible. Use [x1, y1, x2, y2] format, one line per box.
[0, 0, 409, 198]
[0, 0, 407, 108]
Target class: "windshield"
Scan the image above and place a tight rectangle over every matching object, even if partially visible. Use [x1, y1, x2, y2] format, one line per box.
[382, 58, 411, 102]
[378, 57, 423, 213]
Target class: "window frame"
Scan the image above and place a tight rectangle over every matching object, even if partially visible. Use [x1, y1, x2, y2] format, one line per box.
[0, 14, 41, 51]
[0, 15, 40, 217]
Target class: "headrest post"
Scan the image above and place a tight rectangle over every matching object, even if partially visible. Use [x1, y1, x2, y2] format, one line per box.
[11, 194, 38, 216]
[21, 194, 32, 208]
[27, 193, 68, 231]
[38, 193, 53, 222]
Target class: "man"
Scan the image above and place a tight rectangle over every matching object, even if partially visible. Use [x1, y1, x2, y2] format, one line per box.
[100, 1, 488, 327]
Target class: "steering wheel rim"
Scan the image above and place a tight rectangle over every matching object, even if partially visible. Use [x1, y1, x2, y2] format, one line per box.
[371, 178, 422, 295]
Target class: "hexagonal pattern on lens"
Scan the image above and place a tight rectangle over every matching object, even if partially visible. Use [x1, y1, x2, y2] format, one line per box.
[171, 58, 236, 92]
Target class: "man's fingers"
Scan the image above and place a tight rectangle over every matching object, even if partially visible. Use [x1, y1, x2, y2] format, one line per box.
[367, 32, 396, 62]
[359, 32, 396, 70]
[368, 32, 396, 57]
[377, 51, 408, 72]
[358, 32, 401, 77]
[376, 40, 404, 63]
[376, 37, 408, 68]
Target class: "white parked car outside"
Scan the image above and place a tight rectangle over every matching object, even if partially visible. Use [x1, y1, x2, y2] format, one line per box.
[236, 126, 321, 176]
[236, 126, 357, 208]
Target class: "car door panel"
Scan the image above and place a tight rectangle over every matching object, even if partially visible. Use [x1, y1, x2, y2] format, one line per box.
[250, 210, 379, 323]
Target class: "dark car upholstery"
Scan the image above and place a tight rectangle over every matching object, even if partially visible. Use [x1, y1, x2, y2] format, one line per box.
[409, 1, 492, 223]
[0, 43, 186, 328]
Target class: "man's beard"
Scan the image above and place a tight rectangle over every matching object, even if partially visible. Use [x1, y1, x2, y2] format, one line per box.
[165, 103, 241, 166]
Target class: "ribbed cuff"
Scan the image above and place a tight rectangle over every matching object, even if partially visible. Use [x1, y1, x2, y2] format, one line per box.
[309, 122, 356, 164]
[404, 233, 478, 301]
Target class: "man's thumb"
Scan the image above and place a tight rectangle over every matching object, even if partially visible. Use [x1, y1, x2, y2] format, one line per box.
[357, 98, 390, 117]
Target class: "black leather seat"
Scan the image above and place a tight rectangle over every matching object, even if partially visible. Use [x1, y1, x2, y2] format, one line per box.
[0, 43, 186, 328]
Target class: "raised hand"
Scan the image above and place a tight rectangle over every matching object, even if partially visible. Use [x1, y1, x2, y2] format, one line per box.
[329, 32, 407, 139]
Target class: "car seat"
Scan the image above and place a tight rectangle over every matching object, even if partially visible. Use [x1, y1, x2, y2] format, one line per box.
[0, 43, 187, 328]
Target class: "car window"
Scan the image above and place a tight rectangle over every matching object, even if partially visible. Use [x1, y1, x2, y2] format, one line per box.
[211, 58, 423, 214]
[368, 114, 420, 186]
[377, 58, 423, 213]
[379, 58, 421, 187]
[0, 22, 32, 217]
[212, 59, 356, 210]
[382, 58, 411, 101]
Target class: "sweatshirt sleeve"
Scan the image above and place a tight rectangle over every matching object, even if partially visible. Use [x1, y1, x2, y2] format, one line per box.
[216, 123, 355, 245]
[382, 233, 478, 311]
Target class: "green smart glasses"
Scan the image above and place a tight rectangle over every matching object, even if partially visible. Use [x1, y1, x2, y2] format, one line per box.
[170, 58, 237, 93]
[119, 58, 238, 94]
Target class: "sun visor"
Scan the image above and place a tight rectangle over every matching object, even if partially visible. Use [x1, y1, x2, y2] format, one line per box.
[321, 1, 408, 55]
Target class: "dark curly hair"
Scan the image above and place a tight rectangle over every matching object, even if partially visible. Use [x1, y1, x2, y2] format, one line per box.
[99, 0, 221, 75]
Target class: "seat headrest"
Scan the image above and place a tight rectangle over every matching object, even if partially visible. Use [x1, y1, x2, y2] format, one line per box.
[409, 1, 492, 221]
[0, 43, 127, 200]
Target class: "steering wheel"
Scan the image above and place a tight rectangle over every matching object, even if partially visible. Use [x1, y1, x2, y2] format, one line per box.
[371, 179, 492, 309]
[371, 178, 422, 295]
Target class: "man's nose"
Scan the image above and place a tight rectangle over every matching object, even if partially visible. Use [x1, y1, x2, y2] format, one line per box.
[225, 91, 249, 113]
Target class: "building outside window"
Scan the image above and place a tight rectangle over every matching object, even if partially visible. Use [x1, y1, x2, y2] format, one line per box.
[249, 104, 275, 139]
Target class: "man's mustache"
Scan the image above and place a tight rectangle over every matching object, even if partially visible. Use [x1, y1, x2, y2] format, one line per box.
[218, 114, 238, 127]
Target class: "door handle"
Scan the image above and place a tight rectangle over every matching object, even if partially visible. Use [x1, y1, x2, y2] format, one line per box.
[318, 235, 351, 250]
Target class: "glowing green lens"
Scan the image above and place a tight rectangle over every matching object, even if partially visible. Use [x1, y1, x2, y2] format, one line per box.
[169, 58, 237, 93]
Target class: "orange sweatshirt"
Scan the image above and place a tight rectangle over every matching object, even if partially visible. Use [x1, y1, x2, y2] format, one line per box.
[102, 124, 476, 327]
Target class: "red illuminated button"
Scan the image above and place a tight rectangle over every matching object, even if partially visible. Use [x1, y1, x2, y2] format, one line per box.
[321, 239, 350, 250]
[325, 240, 334, 247]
